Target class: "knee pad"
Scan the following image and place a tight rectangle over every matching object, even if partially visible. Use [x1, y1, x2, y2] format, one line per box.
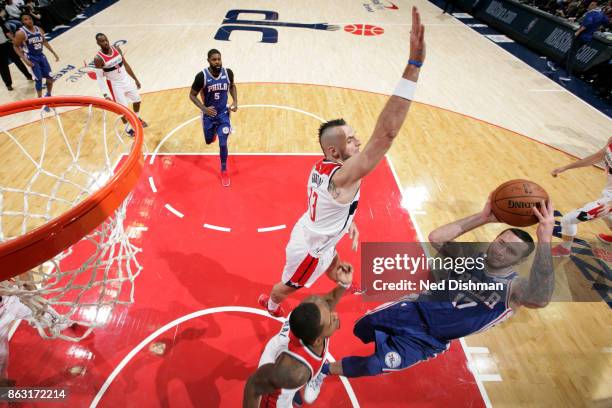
[34, 78, 43, 91]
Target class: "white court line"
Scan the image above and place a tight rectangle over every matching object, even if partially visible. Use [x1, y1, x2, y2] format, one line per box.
[148, 176, 157, 193]
[8, 320, 21, 341]
[603, 347, 612, 353]
[257, 225, 286, 232]
[149, 116, 200, 164]
[150, 104, 326, 166]
[460, 338, 494, 407]
[239, 104, 326, 123]
[386, 157, 493, 408]
[476, 374, 503, 382]
[203, 223, 231, 232]
[129, 226, 149, 232]
[89, 307, 360, 408]
[164, 204, 184, 218]
[529, 89, 568, 93]
[445, 6, 611, 122]
[466, 347, 491, 354]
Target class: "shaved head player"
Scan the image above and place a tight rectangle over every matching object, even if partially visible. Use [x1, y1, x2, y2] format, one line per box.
[258, 6, 427, 318]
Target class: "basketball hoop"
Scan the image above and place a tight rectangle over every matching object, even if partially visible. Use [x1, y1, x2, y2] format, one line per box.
[0, 96, 144, 341]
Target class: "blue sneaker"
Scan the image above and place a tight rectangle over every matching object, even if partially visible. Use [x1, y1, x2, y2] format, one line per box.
[42, 94, 51, 112]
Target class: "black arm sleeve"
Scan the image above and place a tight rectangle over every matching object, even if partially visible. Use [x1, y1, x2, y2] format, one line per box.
[191, 72, 204, 92]
[227, 68, 234, 85]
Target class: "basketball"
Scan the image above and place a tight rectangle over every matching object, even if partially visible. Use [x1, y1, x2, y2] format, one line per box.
[491, 179, 549, 227]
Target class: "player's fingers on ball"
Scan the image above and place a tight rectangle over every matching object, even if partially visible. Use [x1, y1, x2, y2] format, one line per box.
[532, 205, 542, 219]
[540, 200, 548, 216]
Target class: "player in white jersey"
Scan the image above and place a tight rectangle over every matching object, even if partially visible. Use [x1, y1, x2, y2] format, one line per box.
[93, 33, 146, 136]
[243, 263, 352, 408]
[550, 136, 612, 256]
[258, 6, 426, 318]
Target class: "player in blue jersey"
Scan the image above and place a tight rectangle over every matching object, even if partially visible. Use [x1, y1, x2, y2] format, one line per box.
[303, 195, 555, 403]
[189, 49, 238, 187]
[12, 13, 59, 105]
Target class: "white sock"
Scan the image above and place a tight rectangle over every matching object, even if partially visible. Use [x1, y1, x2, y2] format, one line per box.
[267, 298, 280, 311]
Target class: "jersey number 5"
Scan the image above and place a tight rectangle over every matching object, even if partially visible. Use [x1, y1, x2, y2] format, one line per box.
[309, 189, 318, 221]
[214, 93, 220, 100]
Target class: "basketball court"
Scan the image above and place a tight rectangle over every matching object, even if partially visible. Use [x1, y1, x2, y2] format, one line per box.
[1, 1, 611, 407]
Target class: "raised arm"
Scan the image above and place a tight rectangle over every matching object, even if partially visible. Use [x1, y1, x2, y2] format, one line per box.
[332, 7, 425, 188]
[510, 200, 555, 309]
[243, 354, 310, 408]
[551, 137, 609, 177]
[428, 194, 498, 254]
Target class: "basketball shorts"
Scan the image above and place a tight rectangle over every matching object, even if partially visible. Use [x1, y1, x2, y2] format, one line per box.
[281, 222, 337, 289]
[202, 112, 232, 146]
[28, 53, 52, 80]
[108, 79, 141, 107]
[354, 300, 449, 372]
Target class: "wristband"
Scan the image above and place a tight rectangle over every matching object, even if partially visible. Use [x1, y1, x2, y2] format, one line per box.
[408, 59, 423, 68]
[338, 281, 351, 289]
[393, 78, 417, 100]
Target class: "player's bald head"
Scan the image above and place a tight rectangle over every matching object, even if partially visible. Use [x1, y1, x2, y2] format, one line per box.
[319, 118, 347, 154]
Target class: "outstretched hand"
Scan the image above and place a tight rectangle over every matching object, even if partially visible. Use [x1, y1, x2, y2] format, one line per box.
[533, 200, 554, 242]
[550, 167, 565, 177]
[409, 7, 426, 63]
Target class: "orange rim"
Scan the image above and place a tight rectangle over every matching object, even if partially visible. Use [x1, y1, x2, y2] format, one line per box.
[0, 96, 144, 280]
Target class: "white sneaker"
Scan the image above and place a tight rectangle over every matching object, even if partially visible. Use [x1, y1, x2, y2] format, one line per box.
[304, 371, 326, 403]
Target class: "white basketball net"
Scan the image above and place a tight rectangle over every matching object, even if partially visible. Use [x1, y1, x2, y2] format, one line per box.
[0, 104, 142, 341]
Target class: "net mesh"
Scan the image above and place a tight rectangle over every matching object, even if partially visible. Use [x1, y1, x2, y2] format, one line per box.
[0, 103, 142, 341]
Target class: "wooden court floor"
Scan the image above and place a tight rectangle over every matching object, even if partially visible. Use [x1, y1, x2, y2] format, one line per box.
[1, 0, 611, 406]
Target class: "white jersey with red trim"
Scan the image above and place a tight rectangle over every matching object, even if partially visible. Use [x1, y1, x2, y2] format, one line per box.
[96, 46, 130, 84]
[258, 318, 329, 408]
[299, 159, 360, 256]
[604, 141, 612, 197]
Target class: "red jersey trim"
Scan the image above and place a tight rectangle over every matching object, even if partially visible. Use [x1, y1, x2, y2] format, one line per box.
[97, 46, 119, 62]
[315, 159, 342, 176]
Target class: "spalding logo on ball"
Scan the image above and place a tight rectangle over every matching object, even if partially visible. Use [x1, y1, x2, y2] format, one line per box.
[491, 179, 549, 227]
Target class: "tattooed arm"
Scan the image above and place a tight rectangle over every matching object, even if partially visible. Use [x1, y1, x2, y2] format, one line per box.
[510, 200, 555, 309]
